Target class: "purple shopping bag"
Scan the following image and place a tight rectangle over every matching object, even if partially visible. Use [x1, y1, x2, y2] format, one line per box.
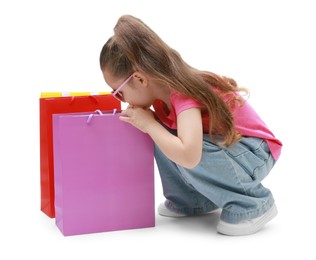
[53, 110, 155, 236]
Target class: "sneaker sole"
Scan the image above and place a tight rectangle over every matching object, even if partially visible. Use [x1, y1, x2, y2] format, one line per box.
[158, 203, 220, 218]
[217, 204, 278, 236]
[158, 203, 187, 217]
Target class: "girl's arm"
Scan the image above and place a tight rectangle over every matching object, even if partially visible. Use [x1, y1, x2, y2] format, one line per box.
[120, 107, 203, 168]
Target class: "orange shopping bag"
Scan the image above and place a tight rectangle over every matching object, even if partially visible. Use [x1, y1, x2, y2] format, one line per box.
[40, 92, 120, 218]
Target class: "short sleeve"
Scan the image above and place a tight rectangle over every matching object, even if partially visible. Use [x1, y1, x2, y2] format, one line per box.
[171, 92, 203, 116]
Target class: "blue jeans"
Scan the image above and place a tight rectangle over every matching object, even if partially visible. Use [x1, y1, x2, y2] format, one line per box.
[155, 132, 276, 224]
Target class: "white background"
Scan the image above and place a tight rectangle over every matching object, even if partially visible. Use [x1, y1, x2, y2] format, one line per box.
[1, 0, 315, 259]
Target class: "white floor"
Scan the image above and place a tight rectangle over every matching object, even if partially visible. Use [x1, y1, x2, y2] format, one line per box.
[1, 159, 314, 259]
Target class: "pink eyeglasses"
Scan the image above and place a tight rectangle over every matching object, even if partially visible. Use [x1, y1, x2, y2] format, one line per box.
[111, 74, 133, 102]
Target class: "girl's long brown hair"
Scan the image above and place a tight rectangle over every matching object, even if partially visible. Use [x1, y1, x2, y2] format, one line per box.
[100, 15, 248, 146]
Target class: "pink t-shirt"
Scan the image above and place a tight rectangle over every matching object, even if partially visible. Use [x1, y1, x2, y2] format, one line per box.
[153, 91, 282, 160]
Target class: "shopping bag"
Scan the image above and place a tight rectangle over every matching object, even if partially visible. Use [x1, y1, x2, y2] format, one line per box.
[40, 93, 120, 218]
[52, 111, 155, 236]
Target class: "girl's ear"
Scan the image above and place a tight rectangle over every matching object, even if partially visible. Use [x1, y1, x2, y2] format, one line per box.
[133, 71, 149, 87]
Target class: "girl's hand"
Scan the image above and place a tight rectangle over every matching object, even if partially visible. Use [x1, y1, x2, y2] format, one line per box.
[121, 106, 203, 168]
[119, 107, 157, 133]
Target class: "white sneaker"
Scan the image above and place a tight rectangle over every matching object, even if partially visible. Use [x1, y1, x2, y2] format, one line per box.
[158, 202, 219, 218]
[158, 203, 187, 217]
[217, 204, 278, 236]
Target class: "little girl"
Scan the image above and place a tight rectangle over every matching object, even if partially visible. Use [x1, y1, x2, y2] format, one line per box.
[99, 15, 282, 236]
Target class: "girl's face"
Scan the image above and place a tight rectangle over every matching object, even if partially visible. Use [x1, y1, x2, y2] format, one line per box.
[102, 69, 155, 108]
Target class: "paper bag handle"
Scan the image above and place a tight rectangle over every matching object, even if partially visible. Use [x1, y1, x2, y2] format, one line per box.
[86, 109, 117, 124]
